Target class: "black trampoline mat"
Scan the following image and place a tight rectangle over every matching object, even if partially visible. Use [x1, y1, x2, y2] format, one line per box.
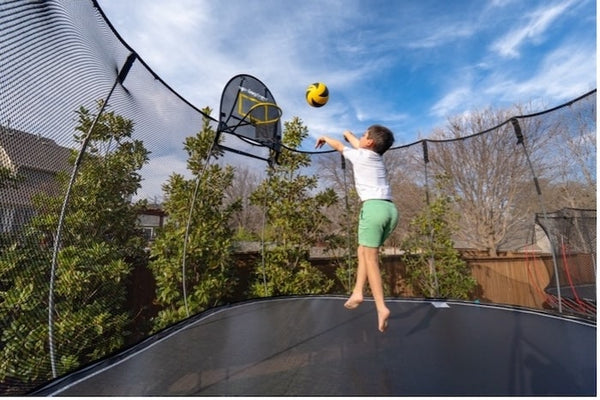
[33, 296, 596, 396]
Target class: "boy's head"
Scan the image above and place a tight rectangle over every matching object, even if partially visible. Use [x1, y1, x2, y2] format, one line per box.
[365, 124, 394, 155]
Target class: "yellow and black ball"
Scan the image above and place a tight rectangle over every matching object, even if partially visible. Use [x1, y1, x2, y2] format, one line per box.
[305, 82, 329, 107]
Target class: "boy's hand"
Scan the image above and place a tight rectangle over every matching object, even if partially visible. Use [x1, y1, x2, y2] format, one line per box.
[315, 135, 344, 152]
[315, 137, 327, 149]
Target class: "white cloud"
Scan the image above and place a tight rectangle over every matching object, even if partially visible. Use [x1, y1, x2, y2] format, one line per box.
[406, 24, 477, 50]
[430, 87, 474, 118]
[95, 0, 595, 170]
[529, 43, 596, 98]
[430, 38, 595, 123]
[136, 154, 190, 201]
[100, 0, 385, 130]
[482, 41, 596, 105]
[491, 0, 576, 58]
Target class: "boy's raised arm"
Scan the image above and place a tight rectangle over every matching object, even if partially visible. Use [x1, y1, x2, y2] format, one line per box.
[315, 135, 344, 152]
[315, 129, 360, 152]
[342, 130, 360, 149]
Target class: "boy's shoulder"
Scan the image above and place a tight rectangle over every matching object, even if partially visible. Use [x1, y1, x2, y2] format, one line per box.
[344, 146, 381, 160]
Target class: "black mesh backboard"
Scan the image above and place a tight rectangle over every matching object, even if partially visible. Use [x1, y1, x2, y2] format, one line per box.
[219, 74, 282, 153]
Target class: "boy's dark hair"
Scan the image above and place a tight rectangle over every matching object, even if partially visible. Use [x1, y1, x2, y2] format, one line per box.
[367, 124, 395, 155]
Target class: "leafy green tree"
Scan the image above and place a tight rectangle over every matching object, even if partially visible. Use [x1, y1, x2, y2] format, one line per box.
[311, 153, 360, 293]
[149, 108, 240, 331]
[324, 187, 360, 294]
[0, 166, 21, 190]
[0, 100, 149, 388]
[0, 167, 23, 249]
[249, 117, 337, 296]
[401, 176, 476, 299]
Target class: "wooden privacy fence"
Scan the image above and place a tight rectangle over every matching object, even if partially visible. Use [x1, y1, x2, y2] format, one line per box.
[379, 252, 555, 310]
[465, 253, 552, 309]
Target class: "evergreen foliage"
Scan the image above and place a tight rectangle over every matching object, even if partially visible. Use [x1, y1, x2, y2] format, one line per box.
[0, 101, 148, 385]
[249, 117, 337, 296]
[149, 108, 241, 331]
[401, 176, 476, 299]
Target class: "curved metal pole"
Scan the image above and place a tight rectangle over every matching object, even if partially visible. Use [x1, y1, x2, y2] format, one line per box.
[260, 182, 268, 295]
[422, 140, 439, 297]
[47, 53, 136, 377]
[181, 131, 219, 317]
[341, 154, 353, 290]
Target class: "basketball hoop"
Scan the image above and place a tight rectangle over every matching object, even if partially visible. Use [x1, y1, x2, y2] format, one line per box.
[216, 74, 283, 164]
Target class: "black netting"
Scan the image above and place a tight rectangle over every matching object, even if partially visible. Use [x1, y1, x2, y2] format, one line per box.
[0, 0, 596, 395]
[536, 208, 596, 308]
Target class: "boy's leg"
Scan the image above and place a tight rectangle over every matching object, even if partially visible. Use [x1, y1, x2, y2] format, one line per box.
[362, 245, 390, 332]
[346, 199, 397, 329]
[344, 245, 367, 309]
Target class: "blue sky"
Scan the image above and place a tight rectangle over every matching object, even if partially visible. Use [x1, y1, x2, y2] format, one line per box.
[96, 0, 596, 149]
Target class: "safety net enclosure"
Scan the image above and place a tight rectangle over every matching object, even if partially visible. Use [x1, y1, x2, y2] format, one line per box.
[536, 208, 596, 311]
[0, 0, 596, 396]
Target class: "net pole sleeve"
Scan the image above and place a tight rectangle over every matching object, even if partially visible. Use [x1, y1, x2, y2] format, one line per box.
[511, 118, 562, 313]
[341, 153, 353, 290]
[421, 140, 438, 295]
[422, 140, 430, 205]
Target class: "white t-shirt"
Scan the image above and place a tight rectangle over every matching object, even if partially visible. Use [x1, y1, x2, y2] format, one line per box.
[342, 146, 392, 201]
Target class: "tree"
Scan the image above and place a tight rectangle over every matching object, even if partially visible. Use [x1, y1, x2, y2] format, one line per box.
[311, 151, 359, 292]
[225, 166, 264, 240]
[383, 147, 428, 247]
[429, 106, 550, 256]
[0, 100, 149, 387]
[149, 108, 241, 331]
[401, 176, 476, 299]
[249, 117, 337, 296]
[0, 166, 22, 248]
[430, 100, 597, 255]
[0, 166, 21, 190]
[547, 94, 596, 209]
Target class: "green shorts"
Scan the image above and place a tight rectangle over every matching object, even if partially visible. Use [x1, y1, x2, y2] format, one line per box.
[358, 199, 399, 248]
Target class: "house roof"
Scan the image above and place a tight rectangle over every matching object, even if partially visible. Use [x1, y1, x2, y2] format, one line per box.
[0, 126, 73, 206]
[0, 125, 72, 173]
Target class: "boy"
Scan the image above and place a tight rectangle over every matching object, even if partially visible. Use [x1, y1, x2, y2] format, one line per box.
[315, 125, 398, 332]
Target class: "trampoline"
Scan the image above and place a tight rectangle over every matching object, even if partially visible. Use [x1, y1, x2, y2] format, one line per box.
[31, 296, 595, 396]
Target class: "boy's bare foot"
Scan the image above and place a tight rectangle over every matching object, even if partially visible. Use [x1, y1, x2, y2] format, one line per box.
[344, 294, 363, 310]
[378, 308, 390, 332]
